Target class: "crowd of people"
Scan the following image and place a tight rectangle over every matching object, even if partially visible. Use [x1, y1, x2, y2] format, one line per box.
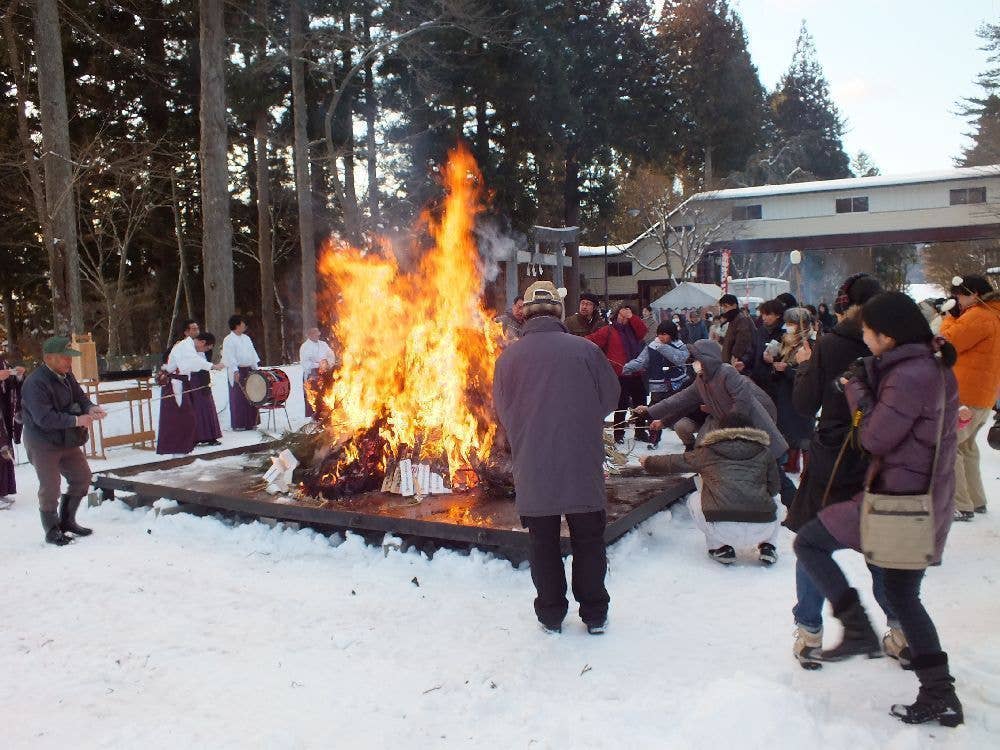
[0, 317, 340, 539]
[3, 268, 999, 729]
[495, 272, 1000, 729]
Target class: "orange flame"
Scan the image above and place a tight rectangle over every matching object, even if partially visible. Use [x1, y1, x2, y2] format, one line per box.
[315, 144, 504, 486]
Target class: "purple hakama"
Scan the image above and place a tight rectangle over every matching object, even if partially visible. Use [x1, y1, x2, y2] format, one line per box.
[229, 366, 260, 430]
[156, 376, 196, 455]
[189, 370, 223, 443]
[0, 358, 19, 495]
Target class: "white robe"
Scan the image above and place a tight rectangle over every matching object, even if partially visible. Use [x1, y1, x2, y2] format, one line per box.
[221, 332, 260, 386]
[299, 338, 336, 378]
[165, 338, 213, 405]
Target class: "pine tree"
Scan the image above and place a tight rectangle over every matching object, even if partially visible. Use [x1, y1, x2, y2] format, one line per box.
[768, 22, 850, 179]
[958, 23, 1000, 167]
[658, 0, 767, 186]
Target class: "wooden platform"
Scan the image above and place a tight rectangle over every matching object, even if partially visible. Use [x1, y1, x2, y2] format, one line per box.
[92, 444, 695, 563]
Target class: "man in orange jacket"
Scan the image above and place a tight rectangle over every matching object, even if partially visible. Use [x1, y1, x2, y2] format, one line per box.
[940, 275, 1000, 520]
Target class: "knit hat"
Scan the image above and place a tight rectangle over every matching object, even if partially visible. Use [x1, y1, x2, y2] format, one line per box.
[950, 274, 994, 297]
[783, 307, 812, 328]
[522, 281, 566, 320]
[580, 292, 600, 305]
[861, 292, 932, 345]
[775, 292, 798, 309]
[656, 321, 679, 339]
[833, 273, 881, 314]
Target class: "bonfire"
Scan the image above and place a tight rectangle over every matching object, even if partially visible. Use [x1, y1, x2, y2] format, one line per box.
[293, 145, 510, 501]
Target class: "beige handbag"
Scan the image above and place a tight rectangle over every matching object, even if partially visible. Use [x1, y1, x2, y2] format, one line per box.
[860, 372, 945, 570]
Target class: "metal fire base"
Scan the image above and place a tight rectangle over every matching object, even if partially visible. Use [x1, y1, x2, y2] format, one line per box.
[92, 443, 695, 564]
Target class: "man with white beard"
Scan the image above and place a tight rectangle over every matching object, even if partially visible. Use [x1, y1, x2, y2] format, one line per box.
[299, 327, 336, 418]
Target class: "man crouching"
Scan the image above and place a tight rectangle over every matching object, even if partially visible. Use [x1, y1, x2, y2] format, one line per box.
[493, 282, 620, 634]
[642, 414, 784, 566]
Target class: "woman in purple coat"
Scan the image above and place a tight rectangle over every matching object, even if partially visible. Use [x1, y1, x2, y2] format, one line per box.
[793, 293, 962, 727]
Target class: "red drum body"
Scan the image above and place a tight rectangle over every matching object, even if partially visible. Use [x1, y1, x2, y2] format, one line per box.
[243, 368, 291, 406]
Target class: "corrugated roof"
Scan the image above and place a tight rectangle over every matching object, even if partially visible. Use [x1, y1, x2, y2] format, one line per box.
[689, 165, 1000, 202]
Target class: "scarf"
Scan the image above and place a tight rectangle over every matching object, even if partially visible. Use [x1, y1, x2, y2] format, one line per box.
[614, 321, 644, 363]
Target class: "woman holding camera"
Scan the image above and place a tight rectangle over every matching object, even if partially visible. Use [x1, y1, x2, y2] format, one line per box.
[939, 275, 1000, 520]
[763, 307, 816, 475]
[793, 292, 962, 727]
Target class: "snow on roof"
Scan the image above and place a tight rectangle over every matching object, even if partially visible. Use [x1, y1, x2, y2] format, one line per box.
[689, 165, 1000, 203]
[578, 244, 626, 257]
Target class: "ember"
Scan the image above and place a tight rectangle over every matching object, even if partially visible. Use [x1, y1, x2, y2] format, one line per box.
[302, 145, 507, 501]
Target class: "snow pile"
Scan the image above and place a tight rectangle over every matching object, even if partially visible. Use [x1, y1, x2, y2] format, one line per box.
[1, 387, 998, 747]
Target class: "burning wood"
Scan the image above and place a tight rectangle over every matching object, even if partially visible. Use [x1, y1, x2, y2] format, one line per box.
[280, 145, 513, 504]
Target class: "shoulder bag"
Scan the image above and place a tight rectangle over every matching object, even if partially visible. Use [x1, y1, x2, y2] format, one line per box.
[859, 369, 945, 570]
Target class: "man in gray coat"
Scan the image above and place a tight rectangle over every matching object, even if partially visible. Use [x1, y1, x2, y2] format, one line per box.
[639, 339, 788, 456]
[20, 336, 107, 545]
[493, 280, 620, 635]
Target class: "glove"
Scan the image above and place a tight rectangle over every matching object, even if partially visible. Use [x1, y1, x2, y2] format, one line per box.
[842, 357, 868, 387]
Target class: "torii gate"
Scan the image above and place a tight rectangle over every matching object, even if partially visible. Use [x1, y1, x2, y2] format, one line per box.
[502, 225, 580, 310]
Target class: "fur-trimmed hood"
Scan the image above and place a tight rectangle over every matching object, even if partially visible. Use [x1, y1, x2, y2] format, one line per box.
[700, 426, 771, 448]
[699, 426, 771, 462]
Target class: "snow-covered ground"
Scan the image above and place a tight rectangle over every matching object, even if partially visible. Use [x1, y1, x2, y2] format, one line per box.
[2, 367, 998, 748]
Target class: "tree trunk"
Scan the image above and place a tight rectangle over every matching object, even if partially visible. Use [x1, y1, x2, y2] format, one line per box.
[31, 0, 83, 332]
[337, 8, 362, 244]
[255, 111, 277, 364]
[290, 0, 316, 333]
[704, 141, 714, 189]
[199, 0, 236, 356]
[562, 144, 581, 312]
[362, 1, 380, 228]
[2, 288, 17, 358]
[169, 174, 192, 342]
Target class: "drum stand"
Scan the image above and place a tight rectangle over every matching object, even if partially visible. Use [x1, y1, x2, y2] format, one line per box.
[258, 403, 292, 435]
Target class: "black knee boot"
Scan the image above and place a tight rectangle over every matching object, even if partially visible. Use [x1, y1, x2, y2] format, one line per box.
[59, 494, 92, 536]
[890, 652, 963, 726]
[822, 588, 883, 661]
[41, 510, 72, 546]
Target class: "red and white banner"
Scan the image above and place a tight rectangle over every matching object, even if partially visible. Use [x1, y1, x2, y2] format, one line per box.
[720, 248, 731, 293]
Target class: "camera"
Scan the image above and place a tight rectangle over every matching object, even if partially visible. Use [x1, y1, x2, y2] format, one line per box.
[834, 357, 866, 393]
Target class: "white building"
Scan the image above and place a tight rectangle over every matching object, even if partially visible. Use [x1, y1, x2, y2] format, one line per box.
[578, 165, 1000, 306]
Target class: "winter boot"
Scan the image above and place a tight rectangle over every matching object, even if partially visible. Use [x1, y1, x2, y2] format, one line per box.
[794, 625, 823, 670]
[953, 509, 975, 522]
[883, 627, 913, 670]
[538, 621, 562, 635]
[586, 619, 607, 635]
[59, 494, 92, 536]
[41, 511, 72, 546]
[708, 545, 736, 564]
[758, 543, 778, 567]
[782, 449, 801, 474]
[821, 588, 884, 661]
[890, 652, 963, 727]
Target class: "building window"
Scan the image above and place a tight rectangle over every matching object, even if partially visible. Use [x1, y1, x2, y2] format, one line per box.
[836, 196, 869, 213]
[950, 187, 987, 205]
[732, 204, 762, 221]
[607, 261, 633, 277]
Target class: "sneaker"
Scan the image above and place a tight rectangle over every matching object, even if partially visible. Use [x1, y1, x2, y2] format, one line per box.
[974, 505, 987, 514]
[708, 545, 736, 564]
[883, 628, 912, 670]
[758, 543, 778, 566]
[646, 441, 659, 450]
[586, 620, 607, 635]
[538, 621, 562, 635]
[793, 625, 823, 670]
[953, 510, 975, 522]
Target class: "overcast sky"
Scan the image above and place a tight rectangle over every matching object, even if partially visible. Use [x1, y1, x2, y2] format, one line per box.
[733, 0, 999, 175]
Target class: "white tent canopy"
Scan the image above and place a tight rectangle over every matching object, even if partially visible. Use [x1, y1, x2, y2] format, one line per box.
[650, 282, 722, 311]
